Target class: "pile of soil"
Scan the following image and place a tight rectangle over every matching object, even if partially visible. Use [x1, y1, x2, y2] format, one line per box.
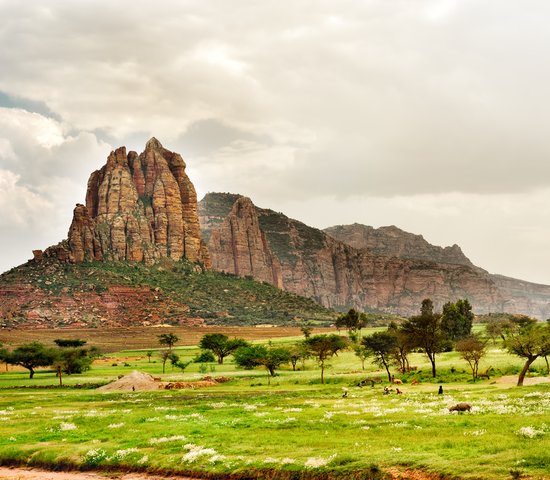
[97, 371, 161, 391]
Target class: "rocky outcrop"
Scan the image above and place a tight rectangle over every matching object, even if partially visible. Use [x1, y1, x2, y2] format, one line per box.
[64, 138, 210, 266]
[199, 193, 550, 318]
[324, 224, 474, 267]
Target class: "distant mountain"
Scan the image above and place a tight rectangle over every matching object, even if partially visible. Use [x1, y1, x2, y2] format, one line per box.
[3, 139, 550, 330]
[324, 224, 474, 267]
[199, 193, 550, 318]
[0, 142, 333, 328]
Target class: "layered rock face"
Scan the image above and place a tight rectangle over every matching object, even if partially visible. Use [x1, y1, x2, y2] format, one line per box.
[64, 138, 209, 266]
[324, 224, 474, 267]
[199, 193, 550, 318]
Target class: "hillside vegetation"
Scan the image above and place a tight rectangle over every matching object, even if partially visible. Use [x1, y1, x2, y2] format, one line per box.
[0, 258, 336, 328]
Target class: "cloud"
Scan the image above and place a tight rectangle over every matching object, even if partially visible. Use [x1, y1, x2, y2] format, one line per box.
[1, 1, 550, 283]
[0, 107, 111, 272]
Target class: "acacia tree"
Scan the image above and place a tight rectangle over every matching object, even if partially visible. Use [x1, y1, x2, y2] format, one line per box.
[199, 333, 248, 364]
[158, 333, 179, 351]
[5, 342, 56, 379]
[401, 299, 446, 377]
[305, 334, 348, 384]
[456, 336, 488, 381]
[388, 322, 412, 373]
[505, 322, 550, 386]
[362, 332, 397, 382]
[233, 345, 291, 384]
[335, 309, 366, 335]
[354, 344, 369, 370]
[441, 299, 474, 341]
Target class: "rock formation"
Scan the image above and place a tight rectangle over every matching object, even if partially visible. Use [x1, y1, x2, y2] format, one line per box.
[62, 138, 209, 266]
[324, 224, 474, 267]
[199, 193, 550, 318]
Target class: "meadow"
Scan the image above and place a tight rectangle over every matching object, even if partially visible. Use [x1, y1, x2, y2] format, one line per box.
[0, 327, 549, 480]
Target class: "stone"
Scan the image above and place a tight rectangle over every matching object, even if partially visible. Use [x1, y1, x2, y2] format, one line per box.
[63, 139, 210, 266]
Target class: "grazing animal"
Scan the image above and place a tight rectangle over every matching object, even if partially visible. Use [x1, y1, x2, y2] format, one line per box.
[449, 402, 472, 413]
[411, 379, 419, 385]
[392, 378, 403, 385]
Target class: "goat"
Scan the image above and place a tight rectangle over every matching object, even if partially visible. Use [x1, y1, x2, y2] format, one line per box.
[449, 402, 472, 413]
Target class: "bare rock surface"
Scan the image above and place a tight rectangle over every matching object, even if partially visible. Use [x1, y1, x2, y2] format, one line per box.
[64, 138, 209, 266]
[199, 193, 550, 318]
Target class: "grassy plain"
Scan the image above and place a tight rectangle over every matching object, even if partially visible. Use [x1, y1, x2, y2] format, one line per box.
[0, 328, 549, 479]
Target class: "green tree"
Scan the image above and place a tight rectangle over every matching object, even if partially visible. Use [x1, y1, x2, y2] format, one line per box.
[335, 309, 366, 334]
[505, 322, 550, 386]
[401, 299, 446, 377]
[388, 322, 412, 373]
[199, 333, 248, 364]
[0, 343, 8, 371]
[361, 332, 398, 382]
[146, 350, 154, 363]
[233, 345, 291, 384]
[158, 333, 179, 351]
[5, 342, 56, 379]
[441, 299, 474, 341]
[300, 325, 313, 339]
[194, 350, 216, 363]
[456, 335, 488, 381]
[54, 339, 87, 348]
[353, 345, 369, 370]
[305, 334, 348, 384]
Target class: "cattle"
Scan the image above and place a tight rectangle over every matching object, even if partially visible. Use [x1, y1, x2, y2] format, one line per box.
[449, 402, 472, 413]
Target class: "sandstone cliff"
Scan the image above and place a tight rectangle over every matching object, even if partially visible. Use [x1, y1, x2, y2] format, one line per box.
[59, 138, 210, 266]
[199, 193, 550, 318]
[324, 224, 474, 267]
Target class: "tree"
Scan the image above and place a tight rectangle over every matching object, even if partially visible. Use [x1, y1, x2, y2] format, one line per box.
[456, 336, 488, 381]
[54, 339, 97, 375]
[288, 343, 308, 371]
[335, 309, 366, 334]
[54, 339, 87, 348]
[199, 333, 248, 364]
[361, 332, 398, 382]
[485, 318, 510, 344]
[0, 343, 9, 371]
[158, 333, 179, 351]
[387, 322, 412, 373]
[305, 334, 348, 384]
[5, 342, 56, 379]
[194, 350, 216, 363]
[233, 345, 291, 384]
[354, 345, 369, 370]
[300, 325, 313, 339]
[505, 322, 550, 386]
[401, 299, 446, 377]
[160, 350, 171, 374]
[441, 299, 474, 341]
[146, 350, 154, 363]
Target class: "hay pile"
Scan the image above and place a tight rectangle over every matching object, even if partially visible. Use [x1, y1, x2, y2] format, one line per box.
[98, 370, 161, 391]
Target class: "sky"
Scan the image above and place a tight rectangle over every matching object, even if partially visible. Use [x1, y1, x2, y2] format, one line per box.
[1, 0, 550, 284]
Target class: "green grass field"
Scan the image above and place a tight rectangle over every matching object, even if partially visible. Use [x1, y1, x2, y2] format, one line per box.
[0, 329, 549, 480]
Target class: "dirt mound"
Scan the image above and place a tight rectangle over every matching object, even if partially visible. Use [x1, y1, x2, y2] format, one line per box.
[97, 371, 161, 391]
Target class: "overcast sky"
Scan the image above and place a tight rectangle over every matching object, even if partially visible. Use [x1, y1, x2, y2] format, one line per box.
[1, 0, 550, 284]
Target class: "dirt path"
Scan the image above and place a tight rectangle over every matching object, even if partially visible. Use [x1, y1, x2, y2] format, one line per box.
[495, 375, 550, 386]
[0, 467, 200, 480]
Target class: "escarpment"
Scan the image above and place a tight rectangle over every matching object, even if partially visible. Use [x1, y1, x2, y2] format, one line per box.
[199, 193, 550, 318]
[64, 138, 209, 266]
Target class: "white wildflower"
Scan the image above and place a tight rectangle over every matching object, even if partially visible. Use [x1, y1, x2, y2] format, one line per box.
[108, 423, 125, 429]
[182, 444, 219, 463]
[391, 447, 402, 452]
[305, 453, 336, 468]
[149, 435, 187, 444]
[111, 448, 138, 460]
[517, 426, 546, 438]
[137, 455, 149, 464]
[59, 422, 77, 431]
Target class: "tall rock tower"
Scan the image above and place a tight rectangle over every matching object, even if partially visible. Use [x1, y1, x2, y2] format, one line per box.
[66, 138, 210, 266]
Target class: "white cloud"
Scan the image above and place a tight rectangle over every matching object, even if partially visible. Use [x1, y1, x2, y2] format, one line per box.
[1, 1, 550, 284]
